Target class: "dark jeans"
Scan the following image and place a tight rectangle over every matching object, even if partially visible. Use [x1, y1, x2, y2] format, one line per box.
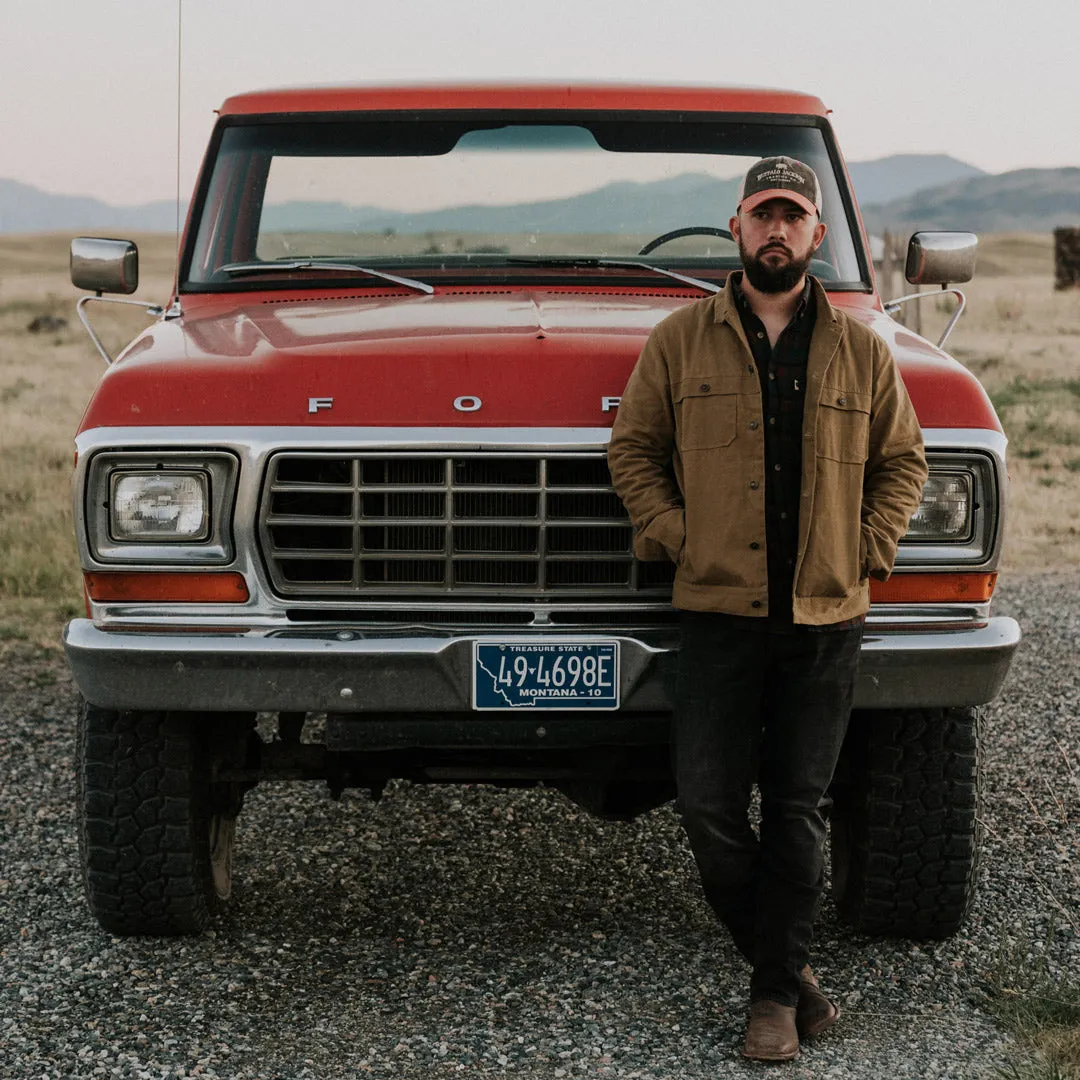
[672, 611, 863, 1007]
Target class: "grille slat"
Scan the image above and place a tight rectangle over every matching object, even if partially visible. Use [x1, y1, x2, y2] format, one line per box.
[547, 491, 626, 519]
[454, 491, 539, 519]
[260, 453, 674, 599]
[363, 492, 445, 518]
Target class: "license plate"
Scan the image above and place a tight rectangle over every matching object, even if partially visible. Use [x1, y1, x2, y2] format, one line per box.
[472, 641, 620, 710]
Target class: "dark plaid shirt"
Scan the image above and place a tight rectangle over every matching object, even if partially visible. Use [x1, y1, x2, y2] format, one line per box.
[725, 272, 864, 633]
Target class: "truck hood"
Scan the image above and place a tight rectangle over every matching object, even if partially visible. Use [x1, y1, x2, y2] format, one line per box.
[80, 288, 1000, 432]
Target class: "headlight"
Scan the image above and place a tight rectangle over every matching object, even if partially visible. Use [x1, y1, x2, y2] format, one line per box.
[84, 451, 237, 564]
[906, 472, 973, 541]
[111, 473, 209, 541]
[895, 449, 1000, 567]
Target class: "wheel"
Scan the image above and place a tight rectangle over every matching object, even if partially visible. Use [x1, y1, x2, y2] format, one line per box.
[638, 226, 734, 255]
[75, 701, 249, 935]
[830, 707, 982, 939]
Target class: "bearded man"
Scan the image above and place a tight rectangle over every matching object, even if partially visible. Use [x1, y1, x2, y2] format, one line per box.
[607, 157, 927, 1061]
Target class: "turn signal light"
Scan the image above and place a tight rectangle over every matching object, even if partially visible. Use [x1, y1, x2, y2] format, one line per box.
[870, 572, 996, 604]
[85, 571, 249, 603]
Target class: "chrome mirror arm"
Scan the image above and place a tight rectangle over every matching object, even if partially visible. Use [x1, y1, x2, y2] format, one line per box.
[75, 294, 173, 364]
[883, 287, 967, 349]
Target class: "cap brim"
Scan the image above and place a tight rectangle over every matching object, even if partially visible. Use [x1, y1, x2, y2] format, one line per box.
[739, 189, 818, 216]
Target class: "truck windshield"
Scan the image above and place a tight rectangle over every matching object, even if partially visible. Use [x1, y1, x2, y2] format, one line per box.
[183, 115, 869, 290]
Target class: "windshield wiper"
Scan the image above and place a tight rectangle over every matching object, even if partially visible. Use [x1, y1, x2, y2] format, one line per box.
[503, 256, 721, 294]
[217, 260, 434, 295]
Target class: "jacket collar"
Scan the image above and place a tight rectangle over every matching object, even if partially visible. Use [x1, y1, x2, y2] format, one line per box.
[712, 271, 844, 398]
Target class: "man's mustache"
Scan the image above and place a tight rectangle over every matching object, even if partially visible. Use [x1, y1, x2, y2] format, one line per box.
[757, 244, 793, 258]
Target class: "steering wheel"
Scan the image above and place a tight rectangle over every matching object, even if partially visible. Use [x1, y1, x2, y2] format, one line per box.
[638, 226, 734, 256]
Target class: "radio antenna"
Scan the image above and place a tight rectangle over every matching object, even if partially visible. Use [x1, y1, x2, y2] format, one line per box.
[175, 0, 183, 253]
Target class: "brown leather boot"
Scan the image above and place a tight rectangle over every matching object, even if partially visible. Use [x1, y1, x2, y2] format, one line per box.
[742, 999, 799, 1062]
[797, 965, 840, 1039]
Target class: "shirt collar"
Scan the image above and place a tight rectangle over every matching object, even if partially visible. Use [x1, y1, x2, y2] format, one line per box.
[728, 270, 812, 324]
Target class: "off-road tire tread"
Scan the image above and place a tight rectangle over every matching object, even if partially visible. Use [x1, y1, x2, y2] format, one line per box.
[832, 706, 982, 939]
[76, 702, 215, 936]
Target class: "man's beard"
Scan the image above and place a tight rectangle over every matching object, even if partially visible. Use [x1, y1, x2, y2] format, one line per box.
[739, 238, 815, 294]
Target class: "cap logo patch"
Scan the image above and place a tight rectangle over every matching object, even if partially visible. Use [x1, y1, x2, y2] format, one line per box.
[755, 165, 807, 187]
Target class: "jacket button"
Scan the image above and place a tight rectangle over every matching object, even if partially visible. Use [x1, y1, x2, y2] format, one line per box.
[774, 463, 782, 472]
[747, 364, 755, 374]
[749, 541, 760, 550]
[749, 480, 759, 490]
[749, 420, 759, 430]
[751, 600, 762, 609]
[838, 396, 847, 405]
[700, 383, 711, 392]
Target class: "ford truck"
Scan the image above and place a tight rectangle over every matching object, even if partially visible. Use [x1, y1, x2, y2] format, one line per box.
[66, 84, 1019, 938]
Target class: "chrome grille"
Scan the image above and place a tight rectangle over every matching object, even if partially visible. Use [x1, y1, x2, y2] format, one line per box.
[259, 453, 675, 598]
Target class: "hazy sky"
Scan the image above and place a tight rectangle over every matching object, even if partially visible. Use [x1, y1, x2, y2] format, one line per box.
[2, 0, 1077, 207]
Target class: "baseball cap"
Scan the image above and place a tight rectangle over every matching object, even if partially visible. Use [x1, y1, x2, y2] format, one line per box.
[737, 156, 822, 216]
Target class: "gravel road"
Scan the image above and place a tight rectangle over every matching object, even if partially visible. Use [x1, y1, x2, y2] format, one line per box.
[2, 574, 1077, 1079]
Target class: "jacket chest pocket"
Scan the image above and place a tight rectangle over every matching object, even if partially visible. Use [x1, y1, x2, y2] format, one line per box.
[674, 378, 738, 450]
[817, 390, 871, 463]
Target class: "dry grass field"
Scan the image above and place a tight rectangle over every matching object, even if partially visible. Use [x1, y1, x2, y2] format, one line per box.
[1, 231, 1077, 649]
[0, 233, 177, 647]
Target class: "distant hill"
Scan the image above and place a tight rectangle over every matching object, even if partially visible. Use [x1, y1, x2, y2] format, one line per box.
[862, 168, 1080, 233]
[846, 154, 986, 206]
[260, 172, 741, 236]
[0, 178, 182, 234]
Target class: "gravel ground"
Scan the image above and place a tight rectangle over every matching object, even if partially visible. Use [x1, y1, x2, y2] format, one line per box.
[1, 573, 1077, 1079]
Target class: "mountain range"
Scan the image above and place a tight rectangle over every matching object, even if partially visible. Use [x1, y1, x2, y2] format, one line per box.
[0, 179, 181, 235]
[2, 154, 1077, 236]
[859, 167, 1080, 234]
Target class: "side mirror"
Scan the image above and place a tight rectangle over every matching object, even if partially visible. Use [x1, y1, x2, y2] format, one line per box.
[71, 237, 139, 294]
[905, 231, 977, 286]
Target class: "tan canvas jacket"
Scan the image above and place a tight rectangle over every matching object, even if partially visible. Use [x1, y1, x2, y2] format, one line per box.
[607, 276, 928, 625]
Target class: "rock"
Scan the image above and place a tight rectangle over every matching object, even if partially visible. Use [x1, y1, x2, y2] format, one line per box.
[27, 314, 68, 333]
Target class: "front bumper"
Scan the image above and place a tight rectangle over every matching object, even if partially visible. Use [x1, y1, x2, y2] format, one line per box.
[64, 616, 1021, 715]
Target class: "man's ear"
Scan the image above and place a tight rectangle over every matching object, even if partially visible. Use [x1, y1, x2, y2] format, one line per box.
[813, 219, 827, 249]
[729, 215, 740, 242]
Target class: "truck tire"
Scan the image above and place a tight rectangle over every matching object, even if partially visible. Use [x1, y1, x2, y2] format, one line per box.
[830, 707, 982, 939]
[75, 701, 231, 936]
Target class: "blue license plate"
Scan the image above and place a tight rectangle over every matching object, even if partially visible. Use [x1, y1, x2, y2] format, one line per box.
[472, 641, 620, 710]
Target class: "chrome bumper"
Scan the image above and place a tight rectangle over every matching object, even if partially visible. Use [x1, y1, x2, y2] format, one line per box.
[64, 616, 1020, 715]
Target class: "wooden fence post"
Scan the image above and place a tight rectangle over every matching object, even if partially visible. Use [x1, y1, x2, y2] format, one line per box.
[1054, 227, 1080, 290]
[880, 229, 893, 302]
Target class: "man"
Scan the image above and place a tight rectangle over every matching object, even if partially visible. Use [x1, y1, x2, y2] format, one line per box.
[607, 156, 927, 1062]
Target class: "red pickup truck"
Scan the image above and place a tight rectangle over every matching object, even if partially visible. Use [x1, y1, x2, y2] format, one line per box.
[67, 84, 1019, 940]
